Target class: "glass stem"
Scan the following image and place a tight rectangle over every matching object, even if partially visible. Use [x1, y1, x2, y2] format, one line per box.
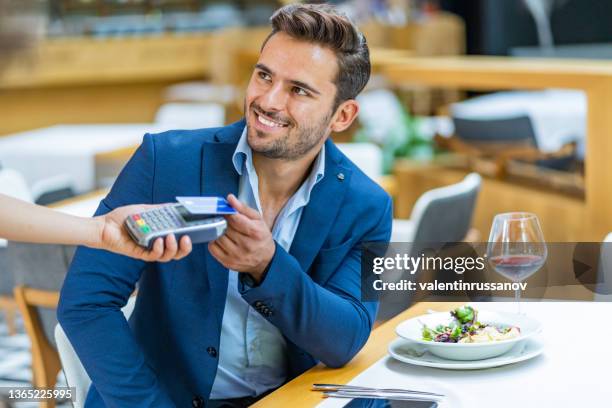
[515, 287, 522, 314]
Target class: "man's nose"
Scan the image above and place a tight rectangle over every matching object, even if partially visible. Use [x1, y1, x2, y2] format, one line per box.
[259, 83, 288, 113]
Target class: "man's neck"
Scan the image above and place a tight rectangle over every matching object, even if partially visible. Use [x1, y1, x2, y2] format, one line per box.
[251, 143, 323, 229]
[252, 148, 320, 203]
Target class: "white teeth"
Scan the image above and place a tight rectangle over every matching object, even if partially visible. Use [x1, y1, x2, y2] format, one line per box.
[257, 113, 286, 128]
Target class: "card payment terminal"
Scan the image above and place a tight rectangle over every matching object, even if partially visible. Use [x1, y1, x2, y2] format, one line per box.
[125, 203, 227, 249]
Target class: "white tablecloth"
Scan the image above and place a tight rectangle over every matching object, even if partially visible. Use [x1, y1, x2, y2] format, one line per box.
[318, 302, 612, 408]
[54, 192, 107, 217]
[0, 124, 165, 194]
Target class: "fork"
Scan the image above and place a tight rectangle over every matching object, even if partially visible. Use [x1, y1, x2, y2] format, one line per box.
[313, 383, 444, 397]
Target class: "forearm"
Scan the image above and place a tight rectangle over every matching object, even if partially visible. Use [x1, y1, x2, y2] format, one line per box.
[240, 245, 375, 367]
[240, 198, 392, 367]
[276, 274, 374, 368]
[0, 194, 103, 248]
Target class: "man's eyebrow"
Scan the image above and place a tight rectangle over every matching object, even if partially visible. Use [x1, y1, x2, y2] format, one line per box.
[255, 63, 273, 75]
[254, 63, 321, 96]
[290, 79, 321, 96]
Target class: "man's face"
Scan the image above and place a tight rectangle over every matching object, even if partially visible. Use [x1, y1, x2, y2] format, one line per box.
[244, 32, 339, 161]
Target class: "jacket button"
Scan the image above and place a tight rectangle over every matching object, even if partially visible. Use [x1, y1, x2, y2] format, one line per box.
[206, 346, 218, 358]
[192, 396, 204, 408]
[254, 301, 263, 308]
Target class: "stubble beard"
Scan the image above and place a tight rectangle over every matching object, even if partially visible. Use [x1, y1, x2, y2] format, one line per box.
[246, 104, 332, 161]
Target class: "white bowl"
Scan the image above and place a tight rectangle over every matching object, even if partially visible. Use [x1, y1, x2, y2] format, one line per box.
[395, 310, 542, 361]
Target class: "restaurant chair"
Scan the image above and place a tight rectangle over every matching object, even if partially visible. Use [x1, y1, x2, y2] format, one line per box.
[9, 243, 73, 351]
[13, 286, 61, 408]
[453, 115, 537, 145]
[379, 173, 482, 321]
[0, 297, 17, 335]
[451, 89, 586, 159]
[0, 242, 18, 336]
[451, 116, 576, 171]
[391, 172, 481, 244]
[0, 165, 75, 206]
[8, 242, 74, 408]
[0, 245, 18, 335]
[595, 233, 612, 301]
[54, 296, 137, 408]
[30, 174, 76, 206]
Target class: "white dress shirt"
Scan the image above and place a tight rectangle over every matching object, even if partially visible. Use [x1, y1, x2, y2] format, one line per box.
[209, 127, 325, 399]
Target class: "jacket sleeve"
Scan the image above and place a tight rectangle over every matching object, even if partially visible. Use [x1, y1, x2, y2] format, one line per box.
[57, 134, 176, 408]
[239, 195, 393, 368]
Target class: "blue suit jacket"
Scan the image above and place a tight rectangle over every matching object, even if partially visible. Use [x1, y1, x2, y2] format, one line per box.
[58, 120, 392, 407]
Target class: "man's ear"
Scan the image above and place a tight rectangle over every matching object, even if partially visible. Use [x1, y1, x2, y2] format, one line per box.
[330, 99, 359, 133]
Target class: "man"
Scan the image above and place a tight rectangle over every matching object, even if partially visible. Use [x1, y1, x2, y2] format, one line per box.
[58, 4, 392, 407]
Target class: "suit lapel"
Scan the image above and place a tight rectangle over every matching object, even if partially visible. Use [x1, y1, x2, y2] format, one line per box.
[200, 143, 240, 198]
[200, 119, 244, 198]
[290, 140, 351, 274]
[198, 126, 351, 292]
[200, 122, 242, 305]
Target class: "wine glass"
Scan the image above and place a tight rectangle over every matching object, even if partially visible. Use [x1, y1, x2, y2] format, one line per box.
[486, 212, 547, 314]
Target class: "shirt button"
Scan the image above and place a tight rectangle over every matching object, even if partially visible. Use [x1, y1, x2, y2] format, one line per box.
[262, 306, 273, 317]
[192, 396, 204, 408]
[206, 346, 218, 358]
[337, 172, 345, 181]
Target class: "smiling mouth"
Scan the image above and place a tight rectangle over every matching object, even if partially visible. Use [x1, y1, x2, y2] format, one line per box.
[253, 109, 290, 128]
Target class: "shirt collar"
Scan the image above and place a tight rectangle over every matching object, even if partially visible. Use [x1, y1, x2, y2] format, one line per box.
[232, 126, 325, 185]
[232, 127, 252, 176]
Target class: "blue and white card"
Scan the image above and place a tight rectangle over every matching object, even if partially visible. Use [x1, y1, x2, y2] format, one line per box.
[176, 196, 237, 215]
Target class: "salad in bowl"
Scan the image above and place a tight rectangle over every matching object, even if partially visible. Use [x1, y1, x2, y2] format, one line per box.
[396, 306, 542, 361]
[422, 306, 521, 344]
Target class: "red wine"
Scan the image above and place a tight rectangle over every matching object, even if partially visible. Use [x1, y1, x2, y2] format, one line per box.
[489, 254, 545, 282]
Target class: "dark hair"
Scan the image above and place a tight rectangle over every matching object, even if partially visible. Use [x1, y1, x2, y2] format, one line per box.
[263, 3, 371, 111]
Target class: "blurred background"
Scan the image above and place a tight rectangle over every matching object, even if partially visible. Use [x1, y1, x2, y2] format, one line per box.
[1, 1, 611, 406]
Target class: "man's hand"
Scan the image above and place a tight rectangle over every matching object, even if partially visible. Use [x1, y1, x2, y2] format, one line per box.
[208, 194, 275, 284]
[94, 204, 192, 262]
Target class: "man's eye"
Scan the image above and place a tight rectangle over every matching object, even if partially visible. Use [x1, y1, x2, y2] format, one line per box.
[293, 87, 309, 96]
[258, 72, 271, 81]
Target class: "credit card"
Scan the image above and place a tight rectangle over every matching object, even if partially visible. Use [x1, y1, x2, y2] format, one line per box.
[176, 196, 237, 215]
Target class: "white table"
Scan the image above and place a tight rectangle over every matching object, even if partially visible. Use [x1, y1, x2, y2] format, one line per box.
[53, 191, 108, 218]
[0, 124, 165, 194]
[451, 90, 586, 158]
[319, 302, 612, 408]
